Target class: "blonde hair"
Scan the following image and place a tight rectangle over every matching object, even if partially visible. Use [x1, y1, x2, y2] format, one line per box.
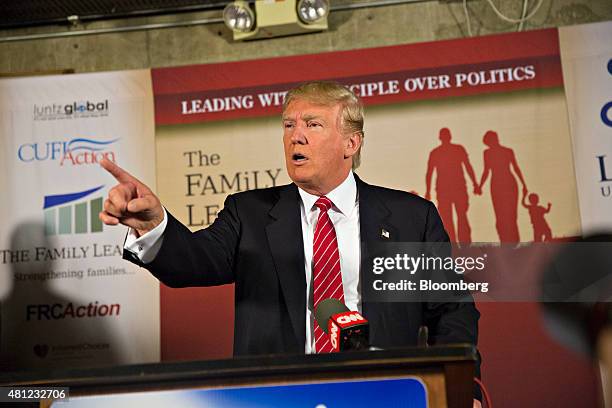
[283, 81, 364, 169]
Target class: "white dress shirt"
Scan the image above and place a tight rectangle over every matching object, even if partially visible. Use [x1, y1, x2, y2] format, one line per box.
[298, 171, 361, 353]
[125, 171, 361, 354]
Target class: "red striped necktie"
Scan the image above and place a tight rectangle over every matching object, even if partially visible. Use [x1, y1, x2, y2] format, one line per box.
[312, 196, 344, 353]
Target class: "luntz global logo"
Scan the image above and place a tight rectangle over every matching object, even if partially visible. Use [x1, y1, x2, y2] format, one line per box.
[43, 185, 105, 235]
[17, 137, 119, 166]
[33, 99, 109, 120]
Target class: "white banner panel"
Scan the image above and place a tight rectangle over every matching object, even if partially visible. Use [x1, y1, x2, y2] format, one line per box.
[560, 21, 612, 232]
[0, 70, 159, 370]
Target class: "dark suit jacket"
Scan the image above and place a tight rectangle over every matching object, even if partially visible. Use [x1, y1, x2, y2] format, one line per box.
[125, 175, 480, 371]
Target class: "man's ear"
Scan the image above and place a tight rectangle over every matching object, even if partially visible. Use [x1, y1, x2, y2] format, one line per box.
[344, 131, 363, 158]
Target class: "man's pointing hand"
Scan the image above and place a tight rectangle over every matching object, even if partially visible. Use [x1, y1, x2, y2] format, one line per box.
[99, 158, 163, 237]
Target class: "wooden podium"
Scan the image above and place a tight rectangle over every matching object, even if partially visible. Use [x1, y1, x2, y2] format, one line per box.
[1, 345, 477, 408]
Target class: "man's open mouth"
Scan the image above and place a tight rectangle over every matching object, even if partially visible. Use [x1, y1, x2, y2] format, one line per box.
[292, 153, 308, 162]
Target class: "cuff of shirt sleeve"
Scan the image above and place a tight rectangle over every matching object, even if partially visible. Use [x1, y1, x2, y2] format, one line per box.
[124, 207, 168, 264]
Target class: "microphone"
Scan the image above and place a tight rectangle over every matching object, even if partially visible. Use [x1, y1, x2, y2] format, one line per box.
[314, 298, 370, 352]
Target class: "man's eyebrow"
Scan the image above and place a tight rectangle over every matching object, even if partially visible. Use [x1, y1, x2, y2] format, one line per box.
[302, 114, 325, 122]
[282, 113, 325, 122]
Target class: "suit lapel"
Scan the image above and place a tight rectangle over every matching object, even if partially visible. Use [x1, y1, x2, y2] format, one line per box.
[356, 174, 396, 247]
[265, 184, 306, 349]
[356, 175, 397, 325]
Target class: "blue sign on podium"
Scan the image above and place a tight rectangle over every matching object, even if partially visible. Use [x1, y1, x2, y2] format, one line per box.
[54, 377, 428, 407]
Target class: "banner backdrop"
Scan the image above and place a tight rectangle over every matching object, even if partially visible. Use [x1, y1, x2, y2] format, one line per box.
[150, 26, 599, 408]
[0, 70, 160, 370]
[153, 27, 579, 247]
[560, 21, 612, 232]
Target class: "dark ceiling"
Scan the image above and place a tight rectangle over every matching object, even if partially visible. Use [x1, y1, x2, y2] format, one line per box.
[0, 0, 234, 29]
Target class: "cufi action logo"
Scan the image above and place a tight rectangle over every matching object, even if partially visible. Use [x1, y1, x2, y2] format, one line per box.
[17, 137, 119, 166]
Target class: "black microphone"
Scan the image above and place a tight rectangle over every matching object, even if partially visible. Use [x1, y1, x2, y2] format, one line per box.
[314, 298, 370, 352]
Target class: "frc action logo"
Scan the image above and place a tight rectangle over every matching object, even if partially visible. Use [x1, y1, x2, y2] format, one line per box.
[17, 137, 118, 166]
[43, 185, 105, 235]
[33, 99, 109, 120]
[27, 301, 120, 320]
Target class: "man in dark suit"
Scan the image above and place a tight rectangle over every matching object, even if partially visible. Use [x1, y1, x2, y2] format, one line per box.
[99, 81, 481, 406]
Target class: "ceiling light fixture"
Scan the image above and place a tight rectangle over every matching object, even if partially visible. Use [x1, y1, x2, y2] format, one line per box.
[224, 0, 329, 41]
[223, 1, 255, 33]
[297, 0, 330, 24]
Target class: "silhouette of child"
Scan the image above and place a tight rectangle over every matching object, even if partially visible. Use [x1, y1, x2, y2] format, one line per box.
[522, 192, 552, 242]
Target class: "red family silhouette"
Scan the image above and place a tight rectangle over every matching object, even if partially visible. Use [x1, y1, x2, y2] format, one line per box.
[424, 128, 553, 243]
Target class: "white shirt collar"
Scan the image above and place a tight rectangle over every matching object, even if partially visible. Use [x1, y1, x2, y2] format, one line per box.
[297, 171, 357, 220]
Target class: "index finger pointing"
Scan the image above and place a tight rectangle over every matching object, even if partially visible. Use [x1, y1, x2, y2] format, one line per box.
[100, 158, 141, 185]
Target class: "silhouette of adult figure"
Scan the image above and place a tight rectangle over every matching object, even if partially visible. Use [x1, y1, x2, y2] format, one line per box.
[477, 130, 527, 243]
[425, 128, 479, 243]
